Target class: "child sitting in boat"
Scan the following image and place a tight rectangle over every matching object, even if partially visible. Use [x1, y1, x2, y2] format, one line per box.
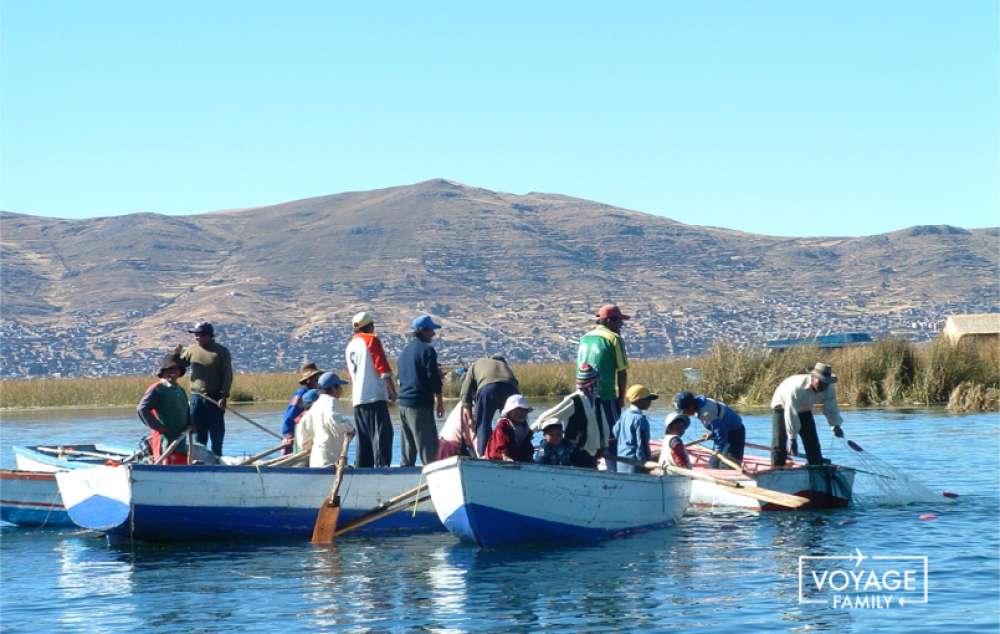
[484, 395, 535, 463]
[533, 420, 589, 467]
[613, 384, 657, 473]
[659, 413, 692, 469]
[137, 352, 194, 465]
[530, 364, 607, 468]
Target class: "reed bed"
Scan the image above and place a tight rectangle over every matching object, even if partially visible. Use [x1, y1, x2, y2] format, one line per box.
[2, 339, 997, 411]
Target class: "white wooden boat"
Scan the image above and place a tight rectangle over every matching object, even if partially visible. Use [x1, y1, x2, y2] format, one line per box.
[673, 444, 855, 511]
[56, 463, 442, 542]
[0, 469, 73, 527]
[14, 444, 135, 472]
[422, 456, 691, 547]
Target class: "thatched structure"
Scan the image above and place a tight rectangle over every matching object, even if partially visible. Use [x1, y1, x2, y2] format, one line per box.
[942, 313, 1000, 344]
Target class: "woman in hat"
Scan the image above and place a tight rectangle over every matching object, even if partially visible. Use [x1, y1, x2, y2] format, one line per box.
[530, 364, 607, 469]
[484, 395, 535, 463]
[279, 362, 324, 455]
[137, 352, 194, 465]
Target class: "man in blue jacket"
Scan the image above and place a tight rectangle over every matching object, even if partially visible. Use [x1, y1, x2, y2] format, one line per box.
[396, 315, 445, 466]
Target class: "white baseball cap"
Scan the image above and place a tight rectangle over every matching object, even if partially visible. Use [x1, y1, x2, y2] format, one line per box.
[501, 394, 533, 416]
[352, 311, 375, 328]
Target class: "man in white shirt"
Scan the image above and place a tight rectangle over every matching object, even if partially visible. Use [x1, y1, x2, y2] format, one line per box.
[344, 311, 397, 467]
[769, 362, 845, 466]
[296, 372, 356, 468]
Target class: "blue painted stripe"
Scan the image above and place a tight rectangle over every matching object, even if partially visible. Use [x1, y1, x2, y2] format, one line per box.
[1, 506, 74, 527]
[66, 497, 444, 541]
[128, 464, 425, 476]
[65, 494, 131, 531]
[443, 503, 678, 547]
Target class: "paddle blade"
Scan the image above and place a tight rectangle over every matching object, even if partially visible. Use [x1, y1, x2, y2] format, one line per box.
[847, 440, 864, 452]
[311, 497, 341, 543]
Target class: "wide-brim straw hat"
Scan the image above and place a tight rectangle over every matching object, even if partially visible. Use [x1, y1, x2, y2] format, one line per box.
[299, 362, 323, 385]
[157, 352, 186, 378]
[810, 362, 838, 384]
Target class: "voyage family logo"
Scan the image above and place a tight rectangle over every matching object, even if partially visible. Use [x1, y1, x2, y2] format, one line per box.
[798, 548, 928, 609]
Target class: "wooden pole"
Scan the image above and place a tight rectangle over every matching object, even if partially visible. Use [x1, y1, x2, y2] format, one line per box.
[238, 443, 289, 466]
[153, 435, 186, 465]
[197, 395, 281, 439]
[333, 494, 433, 538]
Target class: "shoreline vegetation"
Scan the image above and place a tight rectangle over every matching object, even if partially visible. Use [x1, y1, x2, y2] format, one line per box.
[1, 339, 997, 412]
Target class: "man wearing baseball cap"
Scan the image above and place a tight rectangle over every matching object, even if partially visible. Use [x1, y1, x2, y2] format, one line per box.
[769, 362, 845, 466]
[344, 311, 397, 467]
[173, 321, 233, 456]
[576, 304, 631, 470]
[396, 315, 445, 466]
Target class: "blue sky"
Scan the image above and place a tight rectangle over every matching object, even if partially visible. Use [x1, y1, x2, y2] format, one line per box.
[1, 1, 996, 236]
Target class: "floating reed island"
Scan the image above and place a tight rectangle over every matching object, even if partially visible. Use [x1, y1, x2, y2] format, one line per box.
[1, 338, 997, 411]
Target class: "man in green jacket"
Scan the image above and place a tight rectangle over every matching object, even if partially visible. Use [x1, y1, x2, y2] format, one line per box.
[577, 304, 631, 470]
[174, 321, 233, 456]
[137, 352, 194, 464]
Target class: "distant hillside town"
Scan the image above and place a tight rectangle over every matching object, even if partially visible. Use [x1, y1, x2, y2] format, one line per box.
[2, 299, 995, 379]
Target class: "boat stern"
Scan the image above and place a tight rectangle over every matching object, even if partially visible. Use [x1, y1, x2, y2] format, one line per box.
[55, 465, 133, 531]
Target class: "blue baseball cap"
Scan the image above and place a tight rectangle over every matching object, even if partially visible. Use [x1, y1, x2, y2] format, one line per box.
[411, 315, 442, 331]
[318, 372, 349, 390]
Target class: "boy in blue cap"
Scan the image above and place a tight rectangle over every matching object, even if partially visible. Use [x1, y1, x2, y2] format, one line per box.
[674, 391, 746, 468]
[296, 372, 355, 468]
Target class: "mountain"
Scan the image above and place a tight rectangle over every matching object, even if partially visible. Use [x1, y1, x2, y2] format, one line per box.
[1, 179, 997, 377]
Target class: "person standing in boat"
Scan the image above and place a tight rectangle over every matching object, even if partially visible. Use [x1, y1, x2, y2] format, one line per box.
[174, 321, 233, 457]
[344, 311, 396, 467]
[659, 413, 692, 469]
[396, 315, 445, 466]
[673, 391, 746, 469]
[459, 354, 520, 457]
[613, 385, 657, 473]
[531, 364, 607, 469]
[770, 362, 845, 467]
[576, 304, 631, 471]
[279, 362, 324, 455]
[484, 395, 535, 463]
[295, 372, 356, 468]
[137, 352, 194, 465]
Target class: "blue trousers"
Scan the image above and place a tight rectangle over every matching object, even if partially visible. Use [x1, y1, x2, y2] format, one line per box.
[190, 394, 225, 456]
[474, 382, 519, 457]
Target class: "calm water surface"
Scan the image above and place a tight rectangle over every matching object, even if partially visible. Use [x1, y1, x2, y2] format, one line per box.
[1, 404, 997, 633]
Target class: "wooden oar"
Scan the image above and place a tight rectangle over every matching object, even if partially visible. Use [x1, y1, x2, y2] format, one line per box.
[311, 435, 354, 543]
[153, 435, 186, 465]
[36, 446, 127, 461]
[615, 456, 810, 509]
[333, 494, 432, 538]
[330, 483, 428, 536]
[687, 440, 751, 475]
[197, 395, 281, 439]
[263, 447, 310, 467]
[238, 442, 289, 466]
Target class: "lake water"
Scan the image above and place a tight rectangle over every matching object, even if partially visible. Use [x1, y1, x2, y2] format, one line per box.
[1, 404, 997, 633]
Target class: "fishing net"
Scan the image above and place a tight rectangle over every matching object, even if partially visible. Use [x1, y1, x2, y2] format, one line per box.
[832, 438, 949, 507]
